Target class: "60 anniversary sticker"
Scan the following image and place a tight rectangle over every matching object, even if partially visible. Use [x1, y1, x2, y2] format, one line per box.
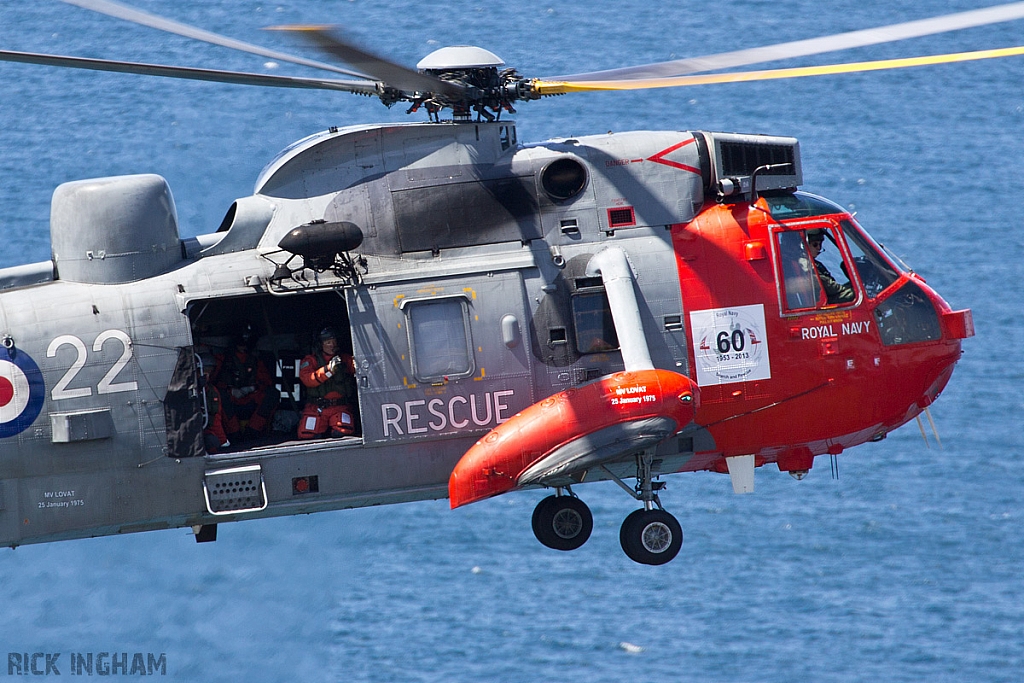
[689, 304, 771, 387]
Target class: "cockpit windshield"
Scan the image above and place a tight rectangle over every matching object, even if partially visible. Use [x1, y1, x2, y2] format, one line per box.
[767, 192, 906, 302]
[764, 192, 845, 220]
[840, 220, 902, 299]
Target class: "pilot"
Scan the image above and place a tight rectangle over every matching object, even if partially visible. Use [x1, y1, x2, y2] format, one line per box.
[214, 323, 279, 442]
[806, 229, 855, 305]
[198, 353, 229, 454]
[298, 327, 358, 439]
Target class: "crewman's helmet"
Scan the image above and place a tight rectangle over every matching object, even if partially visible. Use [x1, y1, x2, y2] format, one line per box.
[234, 323, 257, 349]
[198, 353, 216, 375]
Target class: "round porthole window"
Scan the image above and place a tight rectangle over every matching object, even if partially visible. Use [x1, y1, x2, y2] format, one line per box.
[541, 158, 587, 200]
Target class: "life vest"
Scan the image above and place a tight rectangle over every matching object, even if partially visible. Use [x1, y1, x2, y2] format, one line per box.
[303, 353, 356, 403]
[220, 351, 259, 388]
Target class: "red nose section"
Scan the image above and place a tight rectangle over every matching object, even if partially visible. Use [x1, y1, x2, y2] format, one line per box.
[448, 369, 698, 508]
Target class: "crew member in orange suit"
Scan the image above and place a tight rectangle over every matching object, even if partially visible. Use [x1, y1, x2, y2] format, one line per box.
[298, 327, 358, 439]
[215, 323, 279, 442]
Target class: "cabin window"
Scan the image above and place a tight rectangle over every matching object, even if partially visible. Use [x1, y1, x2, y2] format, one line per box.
[572, 290, 619, 354]
[406, 298, 474, 381]
[777, 227, 857, 312]
[841, 220, 901, 299]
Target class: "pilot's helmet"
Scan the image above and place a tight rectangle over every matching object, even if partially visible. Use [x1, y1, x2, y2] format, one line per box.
[806, 229, 826, 243]
[319, 327, 337, 344]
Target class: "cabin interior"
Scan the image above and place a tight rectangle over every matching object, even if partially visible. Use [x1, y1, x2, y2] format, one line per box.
[185, 290, 358, 453]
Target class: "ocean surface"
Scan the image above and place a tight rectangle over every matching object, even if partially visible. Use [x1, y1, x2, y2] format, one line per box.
[1, 1, 1023, 681]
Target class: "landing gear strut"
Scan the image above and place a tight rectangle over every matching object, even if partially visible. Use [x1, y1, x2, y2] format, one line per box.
[607, 451, 683, 565]
[531, 490, 593, 551]
[530, 453, 683, 565]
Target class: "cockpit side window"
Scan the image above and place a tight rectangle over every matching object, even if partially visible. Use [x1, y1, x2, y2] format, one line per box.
[776, 226, 857, 312]
[778, 231, 820, 310]
[840, 220, 901, 299]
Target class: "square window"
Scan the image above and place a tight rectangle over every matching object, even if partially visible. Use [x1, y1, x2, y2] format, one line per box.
[407, 299, 473, 381]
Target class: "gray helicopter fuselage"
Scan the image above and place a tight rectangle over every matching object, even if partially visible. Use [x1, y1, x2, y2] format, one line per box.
[0, 121, 801, 546]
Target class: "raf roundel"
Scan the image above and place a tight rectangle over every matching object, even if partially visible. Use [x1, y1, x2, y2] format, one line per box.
[0, 347, 45, 438]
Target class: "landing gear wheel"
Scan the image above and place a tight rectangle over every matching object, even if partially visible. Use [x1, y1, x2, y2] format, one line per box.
[531, 495, 593, 551]
[619, 509, 682, 565]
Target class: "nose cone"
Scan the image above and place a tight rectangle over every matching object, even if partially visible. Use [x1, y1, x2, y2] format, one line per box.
[876, 278, 971, 426]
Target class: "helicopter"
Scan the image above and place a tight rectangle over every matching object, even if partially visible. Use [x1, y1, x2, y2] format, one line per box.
[0, 0, 1015, 565]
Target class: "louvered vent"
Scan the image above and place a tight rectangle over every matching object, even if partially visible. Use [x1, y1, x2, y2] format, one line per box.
[607, 207, 636, 228]
[720, 142, 795, 177]
[705, 132, 802, 192]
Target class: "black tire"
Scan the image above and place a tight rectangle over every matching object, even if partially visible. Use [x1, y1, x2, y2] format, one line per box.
[619, 508, 682, 565]
[531, 495, 593, 551]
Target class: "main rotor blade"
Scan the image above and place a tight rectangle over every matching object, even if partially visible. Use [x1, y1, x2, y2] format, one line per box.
[59, 0, 373, 80]
[544, 1, 1024, 82]
[533, 45, 1024, 93]
[0, 49, 379, 94]
[268, 26, 465, 99]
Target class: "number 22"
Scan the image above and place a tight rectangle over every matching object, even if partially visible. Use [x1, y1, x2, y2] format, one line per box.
[46, 330, 139, 401]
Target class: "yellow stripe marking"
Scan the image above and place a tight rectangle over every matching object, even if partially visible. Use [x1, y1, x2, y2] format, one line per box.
[534, 46, 1024, 93]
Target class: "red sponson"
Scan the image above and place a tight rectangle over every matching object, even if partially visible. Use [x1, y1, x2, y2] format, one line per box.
[448, 369, 697, 508]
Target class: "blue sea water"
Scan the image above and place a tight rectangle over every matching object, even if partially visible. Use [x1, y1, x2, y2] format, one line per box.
[1, 1, 1023, 681]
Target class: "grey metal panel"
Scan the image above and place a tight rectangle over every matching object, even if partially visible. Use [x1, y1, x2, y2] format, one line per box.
[255, 125, 375, 195]
[256, 127, 382, 200]
[610, 232, 691, 377]
[0, 272, 191, 475]
[50, 408, 114, 443]
[200, 195, 275, 256]
[0, 480, 17, 547]
[530, 149, 599, 243]
[517, 417, 678, 485]
[4, 455, 206, 546]
[526, 231, 688, 385]
[392, 176, 540, 251]
[359, 243, 538, 285]
[50, 174, 183, 284]
[181, 234, 223, 259]
[350, 269, 535, 446]
[20, 470, 116, 536]
[573, 132, 705, 230]
[382, 123, 509, 186]
[0, 261, 55, 291]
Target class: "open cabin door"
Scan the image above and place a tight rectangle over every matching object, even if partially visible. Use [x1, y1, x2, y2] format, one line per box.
[179, 288, 358, 455]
